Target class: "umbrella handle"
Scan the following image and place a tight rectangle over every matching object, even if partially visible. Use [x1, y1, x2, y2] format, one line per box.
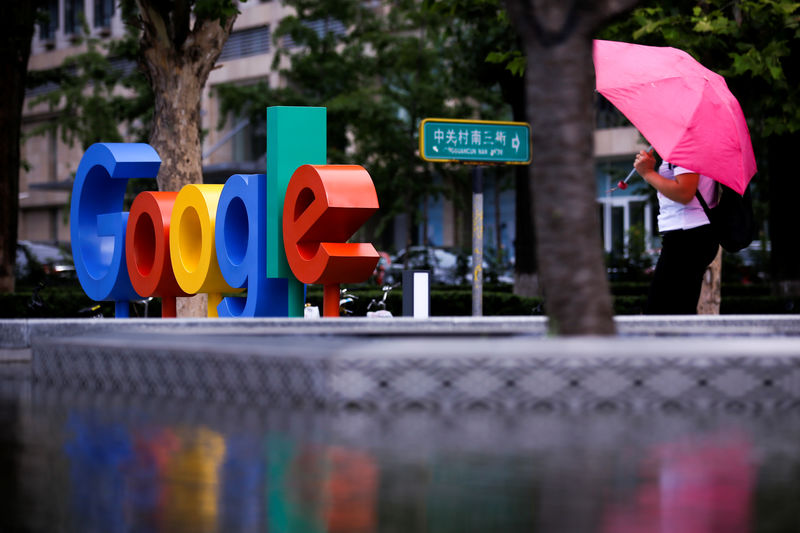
[608, 145, 653, 193]
[621, 166, 637, 185]
[621, 145, 653, 185]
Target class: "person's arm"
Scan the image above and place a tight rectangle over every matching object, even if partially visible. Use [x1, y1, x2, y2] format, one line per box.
[634, 149, 699, 205]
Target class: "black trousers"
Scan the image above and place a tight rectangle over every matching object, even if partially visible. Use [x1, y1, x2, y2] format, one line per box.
[646, 224, 719, 315]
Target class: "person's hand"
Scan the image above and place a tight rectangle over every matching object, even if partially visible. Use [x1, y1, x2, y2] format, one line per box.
[634, 148, 656, 178]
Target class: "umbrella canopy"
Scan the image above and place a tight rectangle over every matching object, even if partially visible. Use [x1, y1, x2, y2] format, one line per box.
[593, 39, 756, 195]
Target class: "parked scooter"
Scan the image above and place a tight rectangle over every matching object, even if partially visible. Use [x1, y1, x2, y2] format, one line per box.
[339, 288, 359, 316]
[301, 284, 397, 318]
[366, 284, 395, 318]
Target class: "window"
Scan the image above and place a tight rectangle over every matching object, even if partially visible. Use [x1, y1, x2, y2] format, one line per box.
[282, 18, 346, 48]
[65, 0, 84, 36]
[596, 161, 654, 258]
[218, 25, 270, 61]
[233, 120, 266, 163]
[48, 129, 58, 183]
[39, 0, 59, 42]
[94, 0, 113, 29]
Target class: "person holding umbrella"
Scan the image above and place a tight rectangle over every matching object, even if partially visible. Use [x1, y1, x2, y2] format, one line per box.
[633, 149, 719, 314]
[594, 39, 758, 314]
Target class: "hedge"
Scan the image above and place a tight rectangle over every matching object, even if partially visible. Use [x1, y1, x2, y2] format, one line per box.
[0, 283, 795, 318]
[0, 284, 157, 319]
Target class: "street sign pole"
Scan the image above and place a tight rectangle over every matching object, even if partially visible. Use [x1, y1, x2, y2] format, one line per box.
[419, 118, 530, 317]
[472, 166, 483, 316]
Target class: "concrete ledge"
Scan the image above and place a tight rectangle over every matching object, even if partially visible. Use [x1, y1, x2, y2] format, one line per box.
[616, 314, 800, 336]
[2, 316, 548, 348]
[4, 315, 800, 349]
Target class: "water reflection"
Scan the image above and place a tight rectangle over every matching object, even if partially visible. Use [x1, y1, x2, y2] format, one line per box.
[600, 433, 752, 533]
[128, 425, 181, 532]
[269, 438, 378, 533]
[2, 371, 800, 532]
[63, 412, 231, 533]
[64, 412, 133, 532]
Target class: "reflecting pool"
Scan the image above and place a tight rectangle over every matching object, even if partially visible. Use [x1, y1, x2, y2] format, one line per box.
[2, 353, 800, 533]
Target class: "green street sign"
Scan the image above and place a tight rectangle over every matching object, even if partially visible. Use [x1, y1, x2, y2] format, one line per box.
[419, 118, 531, 165]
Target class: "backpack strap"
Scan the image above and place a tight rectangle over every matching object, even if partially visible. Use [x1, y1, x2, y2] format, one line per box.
[676, 161, 716, 217]
[695, 182, 720, 222]
[695, 188, 711, 215]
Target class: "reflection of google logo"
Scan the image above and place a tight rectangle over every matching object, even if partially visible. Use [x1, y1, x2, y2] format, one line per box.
[71, 107, 379, 318]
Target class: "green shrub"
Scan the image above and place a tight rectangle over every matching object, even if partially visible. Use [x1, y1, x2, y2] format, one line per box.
[721, 283, 771, 297]
[306, 287, 403, 316]
[307, 286, 542, 316]
[3, 282, 796, 318]
[0, 287, 114, 318]
[610, 282, 650, 296]
[721, 296, 800, 314]
[613, 295, 647, 315]
[0, 284, 159, 319]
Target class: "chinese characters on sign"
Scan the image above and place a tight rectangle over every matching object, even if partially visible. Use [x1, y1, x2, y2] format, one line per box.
[419, 118, 531, 164]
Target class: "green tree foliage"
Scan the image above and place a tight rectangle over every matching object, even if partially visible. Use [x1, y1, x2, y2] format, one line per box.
[351, 0, 473, 246]
[26, 20, 155, 205]
[217, 0, 508, 249]
[216, 0, 392, 158]
[430, 0, 537, 293]
[26, 0, 240, 181]
[27, 25, 153, 149]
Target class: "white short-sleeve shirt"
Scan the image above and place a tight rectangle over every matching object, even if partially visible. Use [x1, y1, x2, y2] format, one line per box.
[656, 161, 717, 232]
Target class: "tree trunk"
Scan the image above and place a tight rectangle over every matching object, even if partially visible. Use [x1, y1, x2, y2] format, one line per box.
[0, 2, 41, 293]
[504, 0, 639, 335]
[148, 67, 206, 193]
[525, 40, 615, 335]
[136, 1, 236, 316]
[697, 246, 721, 314]
[147, 68, 206, 318]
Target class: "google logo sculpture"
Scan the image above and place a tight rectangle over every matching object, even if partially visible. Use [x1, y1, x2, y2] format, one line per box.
[71, 107, 380, 318]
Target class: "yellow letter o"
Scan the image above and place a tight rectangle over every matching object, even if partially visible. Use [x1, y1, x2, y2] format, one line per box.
[169, 184, 240, 316]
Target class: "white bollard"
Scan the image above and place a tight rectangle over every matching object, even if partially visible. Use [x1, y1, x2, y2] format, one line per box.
[402, 270, 430, 318]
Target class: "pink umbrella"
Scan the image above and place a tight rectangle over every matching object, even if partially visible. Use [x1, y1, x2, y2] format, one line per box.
[593, 39, 757, 195]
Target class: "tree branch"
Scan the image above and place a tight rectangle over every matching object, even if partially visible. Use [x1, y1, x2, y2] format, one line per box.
[583, 0, 641, 31]
[136, 0, 171, 50]
[504, 0, 641, 47]
[173, 0, 190, 49]
[187, 14, 236, 82]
